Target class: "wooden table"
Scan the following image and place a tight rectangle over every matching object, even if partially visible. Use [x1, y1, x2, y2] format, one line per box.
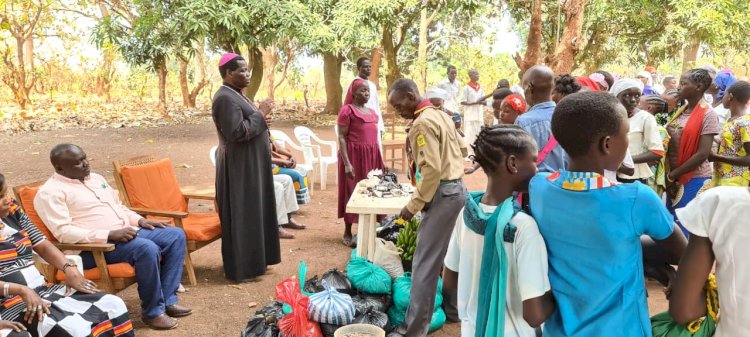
[346, 181, 412, 261]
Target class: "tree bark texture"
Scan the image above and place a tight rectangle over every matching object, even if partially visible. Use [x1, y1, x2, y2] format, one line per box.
[514, 0, 543, 75]
[323, 51, 344, 115]
[246, 47, 264, 101]
[156, 57, 169, 117]
[382, 28, 402, 93]
[369, 48, 382, 89]
[682, 37, 701, 73]
[546, 0, 589, 74]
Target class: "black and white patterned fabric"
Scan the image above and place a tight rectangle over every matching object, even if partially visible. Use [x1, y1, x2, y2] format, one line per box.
[0, 202, 134, 337]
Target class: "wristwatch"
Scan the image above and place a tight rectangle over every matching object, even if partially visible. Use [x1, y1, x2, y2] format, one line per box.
[62, 262, 77, 273]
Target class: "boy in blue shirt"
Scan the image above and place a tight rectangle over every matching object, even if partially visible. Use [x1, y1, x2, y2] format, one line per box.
[529, 91, 687, 337]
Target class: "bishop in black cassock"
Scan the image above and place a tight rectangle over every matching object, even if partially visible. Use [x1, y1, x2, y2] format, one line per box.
[211, 53, 280, 282]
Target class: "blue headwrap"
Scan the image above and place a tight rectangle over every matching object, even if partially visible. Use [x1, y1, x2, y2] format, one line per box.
[714, 72, 737, 99]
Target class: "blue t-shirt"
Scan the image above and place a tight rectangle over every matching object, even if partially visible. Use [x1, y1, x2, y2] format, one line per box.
[515, 101, 567, 173]
[529, 171, 674, 337]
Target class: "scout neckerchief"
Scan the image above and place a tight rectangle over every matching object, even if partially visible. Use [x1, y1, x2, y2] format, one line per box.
[667, 100, 711, 184]
[464, 193, 520, 337]
[467, 81, 481, 92]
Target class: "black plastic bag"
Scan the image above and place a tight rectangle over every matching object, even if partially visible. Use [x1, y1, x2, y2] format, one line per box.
[319, 323, 341, 337]
[376, 217, 402, 242]
[304, 275, 323, 294]
[321, 268, 354, 295]
[255, 301, 285, 322]
[352, 294, 388, 315]
[353, 307, 391, 331]
[242, 316, 280, 337]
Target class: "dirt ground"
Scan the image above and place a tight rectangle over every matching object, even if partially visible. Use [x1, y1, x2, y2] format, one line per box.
[0, 119, 668, 336]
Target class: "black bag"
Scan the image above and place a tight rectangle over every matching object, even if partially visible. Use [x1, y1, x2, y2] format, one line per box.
[352, 294, 388, 315]
[241, 316, 280, 337]
[321, 268, 354, 295]
[304, 275, 324, 294]
[376, 216, 402, 243]
[255, 301, 285, 322]
[353, 307, 391, 331]
[319, 323, 342, 337]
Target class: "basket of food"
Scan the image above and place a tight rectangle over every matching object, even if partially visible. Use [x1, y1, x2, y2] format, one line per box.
[333, 324, 386, 337]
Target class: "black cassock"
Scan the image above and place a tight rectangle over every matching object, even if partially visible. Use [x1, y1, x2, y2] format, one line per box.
[212, 85, 280, 281]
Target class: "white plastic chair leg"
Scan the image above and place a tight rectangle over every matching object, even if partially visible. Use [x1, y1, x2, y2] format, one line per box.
[320, 163, 327, 190]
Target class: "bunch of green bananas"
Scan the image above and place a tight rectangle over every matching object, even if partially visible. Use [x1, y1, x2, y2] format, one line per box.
[396, 217, 420, 261]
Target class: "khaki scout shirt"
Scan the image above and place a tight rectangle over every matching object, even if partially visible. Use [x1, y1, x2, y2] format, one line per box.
[406, 107, 468, 214]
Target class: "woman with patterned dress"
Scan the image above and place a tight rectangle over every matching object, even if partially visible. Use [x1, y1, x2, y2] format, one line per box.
[0, 175, 133, 337]
[337, 79, 386, 247]
[709, 81, 750, 187]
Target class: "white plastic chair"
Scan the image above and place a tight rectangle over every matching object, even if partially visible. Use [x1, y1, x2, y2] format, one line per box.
[269, 130, 315, 195]
[294, 126, 338, 190]
[210, 140, 314, 196]
[209, 145, 218, 166]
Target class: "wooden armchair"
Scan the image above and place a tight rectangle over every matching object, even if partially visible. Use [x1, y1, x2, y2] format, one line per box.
[13, 182, 136, 294]
[382, 111, 408, 173]
[112, 155, 222, 286]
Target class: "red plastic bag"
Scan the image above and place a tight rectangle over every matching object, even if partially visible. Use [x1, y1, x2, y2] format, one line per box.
[275, 278, 323, 337]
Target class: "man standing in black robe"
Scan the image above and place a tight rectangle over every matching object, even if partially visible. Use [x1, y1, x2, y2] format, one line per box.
[212, 53, 280, 281]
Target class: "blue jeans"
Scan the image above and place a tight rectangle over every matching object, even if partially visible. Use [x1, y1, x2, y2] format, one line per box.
[80, 226, 186, 318]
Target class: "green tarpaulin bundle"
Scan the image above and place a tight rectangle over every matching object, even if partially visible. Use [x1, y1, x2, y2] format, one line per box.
[651, 274, 718, 337]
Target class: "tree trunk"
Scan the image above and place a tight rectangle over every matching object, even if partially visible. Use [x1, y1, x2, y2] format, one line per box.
[323, 51, 344, 115]
[416, 8, 430, 92]
[369, 48, 382, 89]
[546, 0, 589, 74]
[178, 56, 191, 108]
[513, 0, 543, 75]
[382, 28, 402, 93]
[156, 58, 169, 117]
[189, 43, 208, 107]
[262, 46, 278, 99]
[682, 37, 701, 73]
[246, 47, 263, 101]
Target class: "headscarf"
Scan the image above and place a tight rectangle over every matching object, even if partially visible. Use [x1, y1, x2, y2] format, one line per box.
[637, 71, 653, 87]
[576, 77, 601, 92]
[589, 73, 609, 91]
[714, 72, 737, 99]
[610, 78, 644, 97]
[502, 94, 527, 113]
[644, 66, 657, 73]
[344, 78, 368, 105]
[218, 53, 240, 67]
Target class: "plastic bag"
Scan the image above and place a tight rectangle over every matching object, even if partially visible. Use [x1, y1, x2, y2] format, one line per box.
[387, 306, 445, 333]
[242, 316, 281, 337]
[319, 323, 341, 337]
[275, 278, 323, 337]
[353, 307, 390, 331]
[255, 301, 285, 324]
[304, 276, 323, 294]
[307, 281, 356, 325]
[377, 216, 402, 242]
[347, 257, 392, 294]
[373, 239, 404, 279]
[392, 273, 443, 311]
[352, 294, 389, 315]
[320, 268, 355, 295]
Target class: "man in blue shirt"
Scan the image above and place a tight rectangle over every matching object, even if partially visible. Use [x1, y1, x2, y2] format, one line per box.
[515, 65, 567, 172]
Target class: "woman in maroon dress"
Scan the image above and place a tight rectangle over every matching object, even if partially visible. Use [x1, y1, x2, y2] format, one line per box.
[338, 79, 385, 247]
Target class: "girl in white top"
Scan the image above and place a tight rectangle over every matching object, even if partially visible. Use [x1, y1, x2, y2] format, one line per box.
[670, 186, 750, 337]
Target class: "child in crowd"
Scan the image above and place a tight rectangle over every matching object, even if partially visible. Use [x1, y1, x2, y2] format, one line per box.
[444, 125, 554, 337]
[498, 94, 527, 125]
[709, 81, 750, 186]
[669, 186, 750, 336]
[491, 88, 514, 125]
[529, 91, 687, 336]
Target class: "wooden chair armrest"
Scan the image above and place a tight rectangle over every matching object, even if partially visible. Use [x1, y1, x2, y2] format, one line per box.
[53, 242, 115, 252]
[129, 207, 188, 219]
[183, 193, 215, 201]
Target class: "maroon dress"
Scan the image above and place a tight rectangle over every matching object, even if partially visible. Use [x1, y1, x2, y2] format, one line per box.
[337, 104, 386, 223]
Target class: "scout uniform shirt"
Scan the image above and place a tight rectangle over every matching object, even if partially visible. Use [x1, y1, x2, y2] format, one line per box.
[405, 102, 468, 215]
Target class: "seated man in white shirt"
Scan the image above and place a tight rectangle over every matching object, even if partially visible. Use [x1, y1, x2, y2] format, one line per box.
[33, 144, 190, 330]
